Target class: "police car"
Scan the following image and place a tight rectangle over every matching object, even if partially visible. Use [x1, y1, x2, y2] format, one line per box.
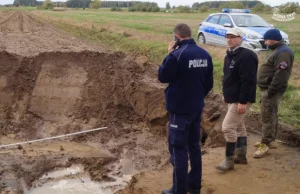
[197, 8, 289, 50]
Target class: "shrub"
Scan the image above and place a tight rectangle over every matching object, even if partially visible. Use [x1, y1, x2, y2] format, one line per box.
[199, 5, 209, 12]
[128, 7, 136, 12]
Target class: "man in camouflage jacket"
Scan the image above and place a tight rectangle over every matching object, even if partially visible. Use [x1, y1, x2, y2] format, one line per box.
[254, 28, 294, 158]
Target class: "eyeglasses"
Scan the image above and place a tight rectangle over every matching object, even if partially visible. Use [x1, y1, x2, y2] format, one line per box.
[225, 35, 240, 39]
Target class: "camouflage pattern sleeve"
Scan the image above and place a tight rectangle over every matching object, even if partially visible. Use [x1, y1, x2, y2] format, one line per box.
[268, 52, 293, 96]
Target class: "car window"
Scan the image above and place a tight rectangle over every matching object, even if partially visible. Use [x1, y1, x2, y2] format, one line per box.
[219, 15, 232, 26]
[231, 14, 270, 27]
[207, 15, 220, 24]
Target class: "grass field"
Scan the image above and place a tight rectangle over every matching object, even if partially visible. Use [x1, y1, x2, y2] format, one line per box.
[9, 8, 300, 128]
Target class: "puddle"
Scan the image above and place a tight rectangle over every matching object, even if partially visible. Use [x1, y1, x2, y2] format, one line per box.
[120, 158, 135, 175]
[27, 176, 132, 194]
[28, 164, 132, 194]
[41, 165, 84, 179]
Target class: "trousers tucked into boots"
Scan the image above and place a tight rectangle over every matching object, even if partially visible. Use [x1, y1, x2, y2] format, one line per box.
[235, 136, 248, 164]
[216, 142, 236, 171]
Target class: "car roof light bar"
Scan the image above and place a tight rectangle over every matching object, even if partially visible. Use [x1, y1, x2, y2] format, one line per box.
[222, 8, 250, 13]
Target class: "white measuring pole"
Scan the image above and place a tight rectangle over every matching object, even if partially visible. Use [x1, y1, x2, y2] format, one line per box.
[0, 127, 107, 149]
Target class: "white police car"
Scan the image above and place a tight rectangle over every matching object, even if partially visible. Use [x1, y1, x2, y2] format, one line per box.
[198, 8, 289, 50]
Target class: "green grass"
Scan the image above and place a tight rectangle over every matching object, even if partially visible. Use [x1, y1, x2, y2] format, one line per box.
[48, 19, 168, 63]
[120, 23, 152, 31]
[250, 88, 300, 128]
[291, 46, 300, 60]
[23, 8, 300, 129]
[213, 60, 223, 92]
[279, 85, 300, 126]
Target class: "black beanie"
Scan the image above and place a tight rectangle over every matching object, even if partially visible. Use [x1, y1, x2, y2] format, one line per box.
[263, 28, 282, 41]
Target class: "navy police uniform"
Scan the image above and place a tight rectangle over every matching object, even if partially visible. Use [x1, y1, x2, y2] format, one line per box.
[158, 39, 213, 194]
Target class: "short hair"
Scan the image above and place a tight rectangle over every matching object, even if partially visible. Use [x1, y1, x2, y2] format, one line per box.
[174, 23, 192, 38]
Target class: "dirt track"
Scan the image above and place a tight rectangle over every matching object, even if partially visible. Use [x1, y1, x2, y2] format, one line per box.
[0, 10, 106, 56]
[0, 10, 300, 194]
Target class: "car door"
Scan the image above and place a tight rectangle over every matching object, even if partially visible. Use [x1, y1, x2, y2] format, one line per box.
[216, 14, 233, 46]
[202, 14, 221, 44]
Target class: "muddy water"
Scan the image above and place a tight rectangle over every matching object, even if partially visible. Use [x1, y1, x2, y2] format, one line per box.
[41, 165, 84, 179]
[28, 164, 132, 194]
[28, 178, 113, 194]
[27, 177, 132, 194]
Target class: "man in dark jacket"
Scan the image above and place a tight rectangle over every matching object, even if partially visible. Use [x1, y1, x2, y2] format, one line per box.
[216, 28, 258, 172]
[158, 23, 213, 194]
[254, 29, 294, 158]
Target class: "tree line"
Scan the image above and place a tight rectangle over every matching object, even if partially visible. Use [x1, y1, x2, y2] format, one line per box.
[192, 1, 259, 9]
[101, 1, 144, 8]
[12, 0, 144, 8]
[10, 0, 300, 14]
[13, 0, 40, 6]
[128, 2, 160, 12]
[191, 1, 299, 14]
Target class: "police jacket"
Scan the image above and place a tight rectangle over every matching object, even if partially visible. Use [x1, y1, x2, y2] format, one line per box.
[257, 41, 294, 95]
[223, 46, 258, 104]
[158, 39, 213, 114]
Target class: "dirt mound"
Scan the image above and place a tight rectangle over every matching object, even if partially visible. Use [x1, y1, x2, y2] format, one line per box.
[0, 50, 166, 138]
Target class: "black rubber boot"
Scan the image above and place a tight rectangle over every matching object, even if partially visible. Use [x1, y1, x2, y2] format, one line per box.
[187, 187, 201, 194]
[235, 136, 248, 164]
[216, 142, 236, 171]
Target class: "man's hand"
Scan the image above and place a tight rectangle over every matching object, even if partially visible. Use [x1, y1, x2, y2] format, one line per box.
[237, 103, 247, 114]
[168, 41, 176, 54]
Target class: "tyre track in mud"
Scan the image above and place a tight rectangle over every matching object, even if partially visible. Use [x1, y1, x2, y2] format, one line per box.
[17, 12, 24, 32]
[22, 11, 43, 32]
[0, 11, 24, 32]
[0, 11, 42, 33]
[0, 11, 16, 26]
[19, 11, 24, 32]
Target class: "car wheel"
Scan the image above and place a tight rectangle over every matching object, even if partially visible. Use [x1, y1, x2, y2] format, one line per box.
[198, 33, 206, 44]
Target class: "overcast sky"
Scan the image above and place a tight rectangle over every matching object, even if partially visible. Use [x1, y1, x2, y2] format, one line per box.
[1, 0, 300, 7]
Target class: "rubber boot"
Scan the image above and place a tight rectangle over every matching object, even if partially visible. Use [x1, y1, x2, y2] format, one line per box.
[235, 136, 248, 164]
[216, 142, 236, 172]
[162, 188, 173, 194]
[187, 187, 201, 194]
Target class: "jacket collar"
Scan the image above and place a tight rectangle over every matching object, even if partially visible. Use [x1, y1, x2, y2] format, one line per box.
[179, 38, 196, 47]
[227, 41, 245, 56]
[227, 47, 243, 56]
[268, 40, 285, 50]
[228, 43, 241, 52]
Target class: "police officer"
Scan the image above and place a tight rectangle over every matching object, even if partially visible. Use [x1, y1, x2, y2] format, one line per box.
[216, 28, 258, 171]
[254, 28, 294, 158]
[158, 23, 213, 194]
